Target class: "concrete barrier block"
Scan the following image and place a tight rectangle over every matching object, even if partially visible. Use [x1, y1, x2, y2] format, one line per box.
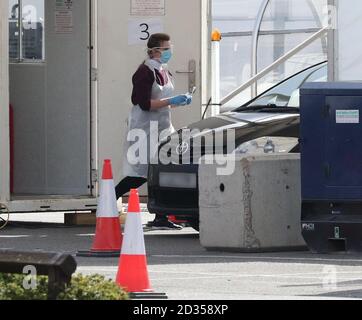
[199, 154, 306, 252]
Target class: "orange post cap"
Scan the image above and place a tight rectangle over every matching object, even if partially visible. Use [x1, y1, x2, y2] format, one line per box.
[211, 29, 222, 42]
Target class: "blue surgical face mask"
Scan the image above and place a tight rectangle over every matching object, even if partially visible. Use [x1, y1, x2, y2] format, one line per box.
[160, 49, 172, 64]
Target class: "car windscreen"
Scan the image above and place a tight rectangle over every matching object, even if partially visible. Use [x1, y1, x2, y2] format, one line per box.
[237, 63, 327, 111]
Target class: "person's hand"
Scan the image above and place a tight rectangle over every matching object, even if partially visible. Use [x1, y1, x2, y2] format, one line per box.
[186, 93, 193, 105]
[169, 95, 188, 106]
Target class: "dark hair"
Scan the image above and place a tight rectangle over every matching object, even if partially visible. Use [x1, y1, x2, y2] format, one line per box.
[147, 33, 170, 49]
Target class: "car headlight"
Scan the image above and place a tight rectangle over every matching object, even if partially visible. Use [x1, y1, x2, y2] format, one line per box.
[159, 172, 197, 189]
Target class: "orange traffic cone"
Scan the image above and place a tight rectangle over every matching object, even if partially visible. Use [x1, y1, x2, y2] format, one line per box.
[77, 160, 122, 257]
[116, 189, 152, 292]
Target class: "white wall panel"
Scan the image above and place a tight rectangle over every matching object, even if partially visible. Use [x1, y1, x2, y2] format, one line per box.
[335, 0, 362, 80]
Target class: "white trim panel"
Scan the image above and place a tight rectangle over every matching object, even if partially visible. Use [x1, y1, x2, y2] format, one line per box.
[6, 198, 97, 213]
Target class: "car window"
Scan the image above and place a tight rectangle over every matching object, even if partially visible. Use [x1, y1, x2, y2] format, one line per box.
[288, 66, 327, 107]
[246, 64, 327, 108]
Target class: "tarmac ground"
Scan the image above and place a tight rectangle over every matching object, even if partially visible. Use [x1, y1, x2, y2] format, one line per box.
[0, 211, 362, 300]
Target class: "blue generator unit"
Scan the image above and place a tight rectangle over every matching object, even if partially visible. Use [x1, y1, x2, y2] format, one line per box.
[300, 82, 362, 253]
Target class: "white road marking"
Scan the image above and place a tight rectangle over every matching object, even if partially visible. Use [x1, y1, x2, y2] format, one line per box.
[149, 270, 362, 277]
[76, 267, 362, 282]
[148, 270, 362, 282]
[151, 254, 362, 264]
[0, 235, 31, 238]
[150, 275, 362, 282]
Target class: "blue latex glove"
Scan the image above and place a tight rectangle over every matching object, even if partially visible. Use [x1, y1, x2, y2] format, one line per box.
[186, 94, 193, 105]
[169, 95, 188, 106]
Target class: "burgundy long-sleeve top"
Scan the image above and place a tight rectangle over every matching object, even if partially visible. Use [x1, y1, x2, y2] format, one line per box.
[131, 64, 170, 111]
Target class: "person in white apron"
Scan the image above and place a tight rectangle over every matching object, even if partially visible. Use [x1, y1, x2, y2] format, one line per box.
[115, 33, 192, 230]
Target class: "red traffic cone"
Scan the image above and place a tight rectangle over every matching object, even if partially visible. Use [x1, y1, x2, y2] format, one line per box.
[77, 160, 122, 257]
[116, 189, 152, 293]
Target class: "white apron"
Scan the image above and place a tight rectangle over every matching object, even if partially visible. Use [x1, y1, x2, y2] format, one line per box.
[122, 59, 176, 178]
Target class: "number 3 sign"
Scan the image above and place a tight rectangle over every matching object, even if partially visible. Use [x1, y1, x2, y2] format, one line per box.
[128, 19, 164, 45]
[139, 23, 150, 41]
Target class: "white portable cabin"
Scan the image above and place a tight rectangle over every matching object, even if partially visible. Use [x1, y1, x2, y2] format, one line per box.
[0, 0, 210, 213]
[328, 0, 362, 81]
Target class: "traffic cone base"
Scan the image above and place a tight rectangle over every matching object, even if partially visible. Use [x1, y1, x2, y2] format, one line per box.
[116, 255, 152, 293]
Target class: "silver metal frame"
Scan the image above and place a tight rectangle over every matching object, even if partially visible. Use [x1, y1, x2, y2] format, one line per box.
[220, 27, 328, 106]
[327, 0, 337, 81]
[202, 0, 212, 113]
[218, 0, 327, 100]
[251, 0, 270, 98]
[18, 0, 23, 61]
[0, 0, 10, 203]
[90, 0, 98, 198]
[307, 0, 327, 53]
[223, 28, 321, 38]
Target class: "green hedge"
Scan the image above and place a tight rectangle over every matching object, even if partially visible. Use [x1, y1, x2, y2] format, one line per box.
[0, 273, 129, 300]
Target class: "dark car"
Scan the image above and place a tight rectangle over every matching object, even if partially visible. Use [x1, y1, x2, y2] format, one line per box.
[148, 61, 327, 230]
